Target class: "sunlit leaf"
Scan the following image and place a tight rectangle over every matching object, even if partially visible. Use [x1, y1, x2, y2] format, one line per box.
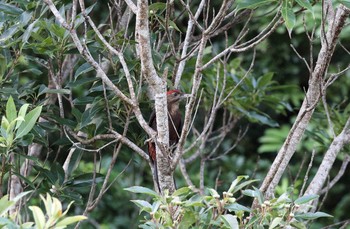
[56, 216, 87, 227]
[124, 186, 159, 197]
[0, 195, 15, 216]
[16, 104, 29, 129]
[269, 217, 282, 229]
[29, 206, 45, 229]
[221, 214, 239, 229]
[15, 106, 42, 139]
[6, 96, 17, 123]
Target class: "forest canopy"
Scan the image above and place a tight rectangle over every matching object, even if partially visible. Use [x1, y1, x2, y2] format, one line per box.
[0, 0, 350, 228]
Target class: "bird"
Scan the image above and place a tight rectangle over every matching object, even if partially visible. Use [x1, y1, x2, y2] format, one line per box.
[147, 89, 184, 192]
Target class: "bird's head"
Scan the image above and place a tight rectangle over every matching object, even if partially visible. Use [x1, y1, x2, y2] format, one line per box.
[167, 89, 183, 103]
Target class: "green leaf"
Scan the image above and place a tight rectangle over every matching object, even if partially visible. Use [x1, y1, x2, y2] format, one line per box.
[295, 0, 313, 14]
[257, 72, 274, 89]
[269, 217, 282, 229]
[178, 210, 196, 228]
[290, 221, 307, 229]
[0, 24, 20, 42]
[16, 104, 29, 129]
[15, 106, 42, 139]
[20, 11, 33, 25]
[22, 18, 37, 49]
[56, 215, 87, 227]
[131, 200, 153, 213]
[236, 0, 277, 10]
[225, 203, 251, 212]
[71, 173, 105, 187]
[12, 191, 32, 202]
[6, 96, 17, 123]
[124, 186, 159, 197]
[173, 186, 192, 196]
[29, 206, 45, 229]
[282, 0, 296, 37]
[184, 194, 205, 207]
[247, 111, 279, 127]
[242, 188, 264, 204]
[0, 195, 15, 216]
[149, 2, 166, 12]
[0, 2, 23, 15]
[74, 62, 93, 79]
[294, 211, 332, 220]
[168, 20, 181, 32]
[221, 214, 239, 229]
[227, 175, 247, 193]
[0, 54, 6, 80]
[1, 116, 10, 132]
[294, 194, 318, 205]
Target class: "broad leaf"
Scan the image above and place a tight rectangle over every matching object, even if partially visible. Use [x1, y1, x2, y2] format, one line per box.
[295, 0, 314, 15]
[15, 106, 42, 139]
[221, 214, 239, 229]
[282, 0, 296, 37]
[74, 62, 93, 79]
[6, 96, 17, 123]
[0, 2, 23, 15]
[294, 194, 318, 205]
[29, 206, 45, 229]
[0, 195, 15, 216]
[56, 216, 87, 227]
[16, 104, 29, 129]
[269, 217, 282, 229]
[225, 203, 251, 212]
[131, 200, 153, 213]
[124, 186, 159, 197]
[294, 212, 332, 220]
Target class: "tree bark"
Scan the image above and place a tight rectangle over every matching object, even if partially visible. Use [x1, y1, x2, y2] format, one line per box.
[136, 0, 175, 193]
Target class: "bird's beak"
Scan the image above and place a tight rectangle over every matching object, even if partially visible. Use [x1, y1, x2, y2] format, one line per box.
[181, 93, 192, 100]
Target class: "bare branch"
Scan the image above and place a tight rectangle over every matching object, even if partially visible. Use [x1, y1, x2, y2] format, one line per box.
[319, 155, 350, 195]
[300, 116, 350, 212]
[123, 0, 137, 14]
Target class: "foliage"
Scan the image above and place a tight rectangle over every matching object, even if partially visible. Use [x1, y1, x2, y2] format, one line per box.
[0, 192, 86, 228]
[0, 191, 32, 228]
[126, 176, 332, 228]
[0, 0, 349, 228]
[29, 193, 87, 229]
[0, 96, 42, 153]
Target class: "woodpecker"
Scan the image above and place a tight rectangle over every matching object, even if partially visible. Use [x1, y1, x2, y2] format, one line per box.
[148, 89, 184, 192]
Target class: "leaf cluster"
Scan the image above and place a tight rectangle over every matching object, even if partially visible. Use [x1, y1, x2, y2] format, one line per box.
[126, 176, 331, 228]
